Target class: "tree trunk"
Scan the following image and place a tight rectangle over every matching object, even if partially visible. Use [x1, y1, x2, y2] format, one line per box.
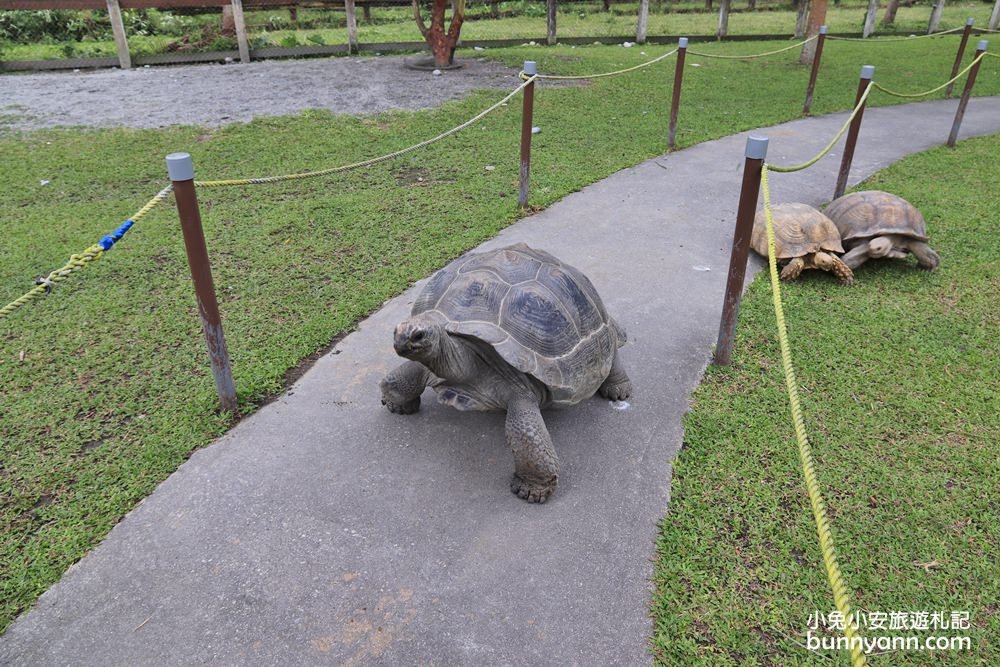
[747, 0, 756, 9]
[363, 5, 371, 22]
[705, 0, 712, 9]
[881, 0, 899, 26]
[289, 6, 298, 26]
[221, 4, 236, 36]
[795, 0, 810, 37]
[637, 0, 649, 43]
[547, 0, 557, 45]
[799, 0, 827, 64]
[991, 0, 1000, 30]
[862, 0, 878, 37]
[927, 0, 945, 33]
[413, 0, 466, 67]
[717, 0, 731, 38]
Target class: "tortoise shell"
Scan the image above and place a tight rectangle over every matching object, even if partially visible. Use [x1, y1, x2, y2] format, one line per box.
[411, 243, 624, 406]
[824, 191, 929, 242]
[750, 203, 844, 260]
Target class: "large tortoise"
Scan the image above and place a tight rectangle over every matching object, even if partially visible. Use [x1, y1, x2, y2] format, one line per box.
[750, 203, 854, 285]
[380, 242, 632, 504]
[824, 191, 940, 271]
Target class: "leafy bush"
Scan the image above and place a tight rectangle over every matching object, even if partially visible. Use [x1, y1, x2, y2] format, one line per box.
[0, 10, 104, 43]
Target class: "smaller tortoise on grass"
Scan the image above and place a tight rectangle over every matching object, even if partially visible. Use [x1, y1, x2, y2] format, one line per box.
[380, 243, 632, 504]
[750, 203, 854, 285]
[824, 191, 940, 271]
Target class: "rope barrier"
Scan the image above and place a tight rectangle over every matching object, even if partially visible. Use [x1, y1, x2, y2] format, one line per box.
[768, 82, 873, 173]
[528, 48, 678, 80]
[985, 51, 1000, 58]
[871, 52, 987, 98]
[687, 35, 815, 59]
[759, 165, 867, 667]
[1, 185, 173, 320]
[826, 25, 965, 42]
[194, 77, 536, 188]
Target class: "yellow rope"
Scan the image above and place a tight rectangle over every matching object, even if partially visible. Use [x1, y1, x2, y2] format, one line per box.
[827, 25, 965, 42]
[195, 77, 536, 188]
[531, 47, 678, 80]
[687, 35, 815, 59]
[985, 51, 1000, 58]
[760, 164, 867, 667]
[871, 52, 986, 98]
[1, 185, 173, 320]
[768, 82, 873, 173]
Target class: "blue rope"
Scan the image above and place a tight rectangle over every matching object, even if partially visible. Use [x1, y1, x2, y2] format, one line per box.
[98, 218, 135, 251]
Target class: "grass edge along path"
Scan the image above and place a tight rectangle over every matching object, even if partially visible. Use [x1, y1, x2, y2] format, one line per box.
[651, 134, 1000, 665]
[2, 39, 1000, 635]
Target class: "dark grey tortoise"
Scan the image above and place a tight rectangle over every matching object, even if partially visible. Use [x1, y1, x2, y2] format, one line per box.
[380, 242, 632, 504]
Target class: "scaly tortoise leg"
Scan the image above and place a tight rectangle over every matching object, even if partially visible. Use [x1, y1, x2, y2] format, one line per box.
[380, 361, 432, 414]
[812, 251, 854, 286]
[779, 257, 806, 281]
[598, 349, 633, 401]
[905, 240, 940, 271]
[505, 397, 558, 504]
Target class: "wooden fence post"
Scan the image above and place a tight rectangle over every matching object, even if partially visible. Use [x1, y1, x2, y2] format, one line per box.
[927, 0, 946, 34]
[519, 61, 536, 209]
[637, 0, 649, 44]
[991, 0, 1000, 30]
[862, 0, 879, 37]
[834, 65, 874, 200]
[717, 0, 731, 39]
[668, 37, 687, 150]
[802, 25, 826, 114]
[714, 135, 768, 366]
[948, 40, 988, 147]
[345, 0, 359, 53]
[547, 0, 557, 45]
[231, 0, 251, 63]
[166, 153, 238, 414]
[946, 19, 974, 97]
[105, 0, 131, 69]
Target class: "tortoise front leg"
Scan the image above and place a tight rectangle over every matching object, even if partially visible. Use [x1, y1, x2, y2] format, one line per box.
[506, 397, 558, 504]
[779, 257, 806, 281]
[904, 240, 940, 271]
[812, 251, 854, 286]
[841, 242, 874, 270]
[380, 361, 432, 414]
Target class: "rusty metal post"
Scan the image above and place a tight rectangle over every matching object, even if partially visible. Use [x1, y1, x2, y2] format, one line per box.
[833, 65, 874, 200]
[668, 37, 688, 150]
[519, 60, 537, 209]
[714, 135, 768, 366]
[802, 25, 827, 115]
[948, 40, 988, 147]
[946, 19, 975, 97]
[166, 153, 238, 413]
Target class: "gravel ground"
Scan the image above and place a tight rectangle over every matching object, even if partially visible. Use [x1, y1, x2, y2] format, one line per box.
[1, 56, 522, 132]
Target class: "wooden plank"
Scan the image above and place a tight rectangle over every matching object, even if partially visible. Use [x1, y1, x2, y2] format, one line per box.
[106, 0, 132, 68]
[230, 0, 251, 63]
[345, 0, 359, 53]
[135, 49, 238, 64]
[636, 0, 648, 43]
[0, 56, 119, 71]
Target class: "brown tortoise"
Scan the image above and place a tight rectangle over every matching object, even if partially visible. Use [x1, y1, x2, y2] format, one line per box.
[750, 203, 854, 285]
[824, 191, 940, 271]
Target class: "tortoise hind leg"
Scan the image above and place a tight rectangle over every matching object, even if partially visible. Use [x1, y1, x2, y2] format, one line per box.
[598, 349, 633, 401]
[380, 361, 432, 414]
[506, 397, 558, 503]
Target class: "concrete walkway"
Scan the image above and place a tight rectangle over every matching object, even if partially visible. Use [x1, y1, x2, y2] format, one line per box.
[3, 98, 999, 666]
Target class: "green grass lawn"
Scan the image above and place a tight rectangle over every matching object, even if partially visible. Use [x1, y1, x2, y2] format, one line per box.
[1, 0, 993, 60]
[651, 135, 1000, 664]
[2, 37, 999, 636]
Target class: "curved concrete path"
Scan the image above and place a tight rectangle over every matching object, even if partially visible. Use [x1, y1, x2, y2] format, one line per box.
[3, 97, 999, 666]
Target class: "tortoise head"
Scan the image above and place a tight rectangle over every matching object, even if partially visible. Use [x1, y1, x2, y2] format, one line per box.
[393, 314, 444, 363]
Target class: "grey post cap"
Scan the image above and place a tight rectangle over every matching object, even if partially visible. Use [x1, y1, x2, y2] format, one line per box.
[745, 135, 769, 160]
[679, 37, 688, 48]
[978, 40, 988, 50]
[967, 18, 974, 26]
[861, 65, 875, 80]
[523, 61, 537, 76]
[166, 153, 195, 181]
[819, 25, 828, 35]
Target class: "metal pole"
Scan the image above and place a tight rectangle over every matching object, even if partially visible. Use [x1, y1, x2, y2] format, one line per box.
[833, 65, 874, 200]
[945, 19, 974, 98]
[948, 40, 988, 147]
[166, 153, 238, 413]
[714, 135, 768, 366]
[802, 26, 826, 115]
[668, 38, 688, 150]
[519, 60, 537, 209]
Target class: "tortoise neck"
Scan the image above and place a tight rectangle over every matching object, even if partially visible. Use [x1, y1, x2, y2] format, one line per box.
[426, 333, 481, 383]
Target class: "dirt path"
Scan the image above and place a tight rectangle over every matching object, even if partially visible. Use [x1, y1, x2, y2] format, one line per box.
[2, 56, 520, 131]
